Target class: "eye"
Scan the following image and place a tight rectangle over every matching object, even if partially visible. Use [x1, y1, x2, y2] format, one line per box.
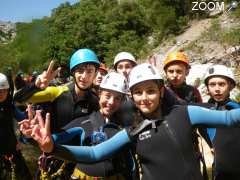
[86, 69, 94, 74]
[133, 90, 142, 96]
[176, 70, 183, 74]
[147, 88, 157, 94]
[115, 95, 123, 102]
[167, 69, 174, 74]
[219, 82, 226, 87]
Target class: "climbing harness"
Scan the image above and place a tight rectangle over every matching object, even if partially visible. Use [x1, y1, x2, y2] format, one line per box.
[0, 154, 16, 180]
[37, 152, 68, 180]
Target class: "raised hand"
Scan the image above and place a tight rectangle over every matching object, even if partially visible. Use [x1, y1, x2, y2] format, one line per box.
[18, 104, 38, 137]
[35, 60, 61, 89]
[31, 112, 54, 153]
[148, 55, 157, 67]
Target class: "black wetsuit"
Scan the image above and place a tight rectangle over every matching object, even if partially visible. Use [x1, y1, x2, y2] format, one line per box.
[167, 82, 202, 104]
[0, 84, 32, 179]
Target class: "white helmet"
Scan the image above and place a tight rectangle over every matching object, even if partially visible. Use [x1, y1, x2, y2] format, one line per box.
[129, 63, 163, 89]
[204, 64, 236, 86]
[0, 73, 9, 89]
[114, 52, 137, 69]
[100, 72, 127, 94]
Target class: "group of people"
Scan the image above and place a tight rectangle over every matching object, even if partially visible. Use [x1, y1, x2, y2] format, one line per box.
[1, 48, 240, 180]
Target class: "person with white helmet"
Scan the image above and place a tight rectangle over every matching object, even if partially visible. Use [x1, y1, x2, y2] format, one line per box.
[113, 52, 137, 80]
[204, 64, 240, 180]
[20, 72, 135, 180]
[0, 73, 32, 179]
[24, 63, 240, 180]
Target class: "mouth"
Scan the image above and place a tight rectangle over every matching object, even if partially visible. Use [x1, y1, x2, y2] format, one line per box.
[214, 94, 223, 99]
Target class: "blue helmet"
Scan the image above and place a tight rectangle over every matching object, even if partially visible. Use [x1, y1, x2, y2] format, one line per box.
[70, 49, 100, 72]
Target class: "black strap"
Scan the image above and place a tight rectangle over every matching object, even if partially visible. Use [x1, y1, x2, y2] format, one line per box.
[129, 119, 163, 138]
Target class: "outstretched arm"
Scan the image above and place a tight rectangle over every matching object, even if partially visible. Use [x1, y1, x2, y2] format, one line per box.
[52, 129, 131, 163]
[188, 105, 240, 126]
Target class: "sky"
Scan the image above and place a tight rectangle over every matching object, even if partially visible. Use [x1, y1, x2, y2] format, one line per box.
[0, 0, 79, 22]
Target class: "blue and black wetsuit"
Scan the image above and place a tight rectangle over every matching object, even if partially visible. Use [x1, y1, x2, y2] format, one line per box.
[50, 106, 240, 180]
[56, 111, 135, 179]
[207, 98, 240, 180]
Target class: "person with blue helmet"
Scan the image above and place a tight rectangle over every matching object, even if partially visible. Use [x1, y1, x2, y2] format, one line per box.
[14, 48, 101, 179]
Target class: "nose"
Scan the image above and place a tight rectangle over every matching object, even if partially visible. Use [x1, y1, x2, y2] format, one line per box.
[108, 96, 115, 105]
[141, 91, 147, 101]
[81, 71, 87, 79]
[172, 71, 178, 78]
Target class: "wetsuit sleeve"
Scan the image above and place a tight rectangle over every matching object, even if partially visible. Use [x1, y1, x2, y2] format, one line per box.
[188, 105, 240, 126]
[226, 101, 240, 109]
[52, 127, 85, 145]
[14, 84, 69, 103]
[14, 82, 41, 103]
[52, 129, 131, 163]
[13, 104, 27, 121]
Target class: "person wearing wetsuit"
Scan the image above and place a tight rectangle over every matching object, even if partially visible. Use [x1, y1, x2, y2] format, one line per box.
[14, 49, 101, 179]
[163, 51, 211, 179]
[65, 72, 134, 179]
[28, 63, 240, 180]
[204, 64, 240, 180]
[0, 73, 32, 180]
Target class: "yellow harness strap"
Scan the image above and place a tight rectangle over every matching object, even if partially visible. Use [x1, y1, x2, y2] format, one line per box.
[71, 168, 125, 180]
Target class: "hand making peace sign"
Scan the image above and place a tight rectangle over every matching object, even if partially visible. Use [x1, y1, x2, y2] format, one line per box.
[31, 111, 54, 153]
[35, 60, 61, 89]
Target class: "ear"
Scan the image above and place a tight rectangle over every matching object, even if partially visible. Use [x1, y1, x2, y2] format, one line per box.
[185, 67, 190, 76]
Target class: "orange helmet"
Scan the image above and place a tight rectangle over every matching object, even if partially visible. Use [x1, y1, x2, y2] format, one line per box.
[163, 51, 190, 70]
[99, 63, 108, 73]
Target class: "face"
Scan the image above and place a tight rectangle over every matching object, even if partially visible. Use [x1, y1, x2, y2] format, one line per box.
[116, 60, 134, 79]
[0, 89, 8, 102]
[99, 90, 123, 117]
[207, 77, 232, 102]
[165, 62, 189, 87]
[73, 64, 97, 90]
[93, 69, 107, 87]
[132, 80, 161, 117]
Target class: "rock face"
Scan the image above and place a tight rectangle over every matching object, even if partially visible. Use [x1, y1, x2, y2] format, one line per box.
[0, 21, 16, 43]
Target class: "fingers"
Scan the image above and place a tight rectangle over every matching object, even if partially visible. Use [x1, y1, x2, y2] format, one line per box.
[27, 104, 33, 120]
[36, 110, 45, 128]
[31, 125, 41, 141]
[50, 67, 61, 80]
[46, 60, 55, 78]
[45, 113, 51, 134]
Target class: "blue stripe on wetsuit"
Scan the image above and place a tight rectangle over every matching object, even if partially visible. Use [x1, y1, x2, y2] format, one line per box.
[207, 128, 216, 141]
[206, 101, 240, 141]
[188, 105, 240, 126]
[54, 129, 130, 163]
[52, 127, 85, 145]
[53, 106, 240, 163]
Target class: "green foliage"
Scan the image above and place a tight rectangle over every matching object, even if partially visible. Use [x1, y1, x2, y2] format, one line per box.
[0, 0, 197, 72]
